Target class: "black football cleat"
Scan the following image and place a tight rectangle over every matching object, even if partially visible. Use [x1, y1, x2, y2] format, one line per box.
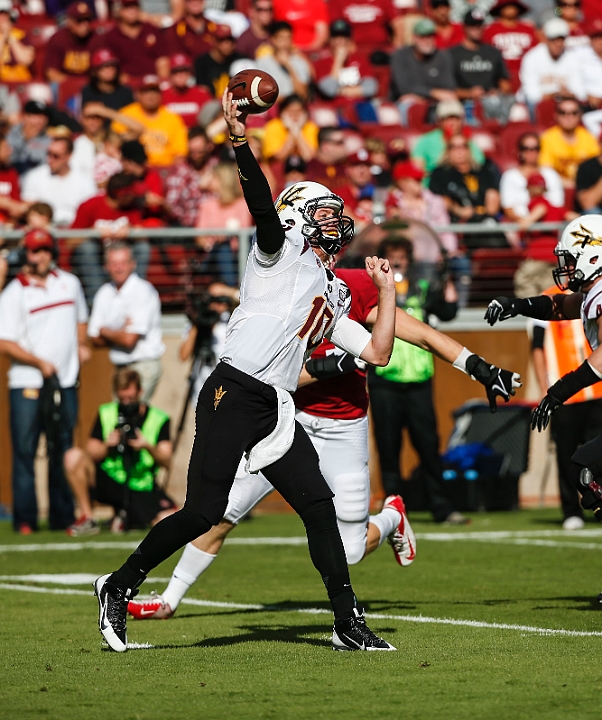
[332, 607, 396, 651]
[94, 574, 136, 652]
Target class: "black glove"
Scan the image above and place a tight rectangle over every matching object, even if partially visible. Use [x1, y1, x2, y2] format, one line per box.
[531, 394, 562, 432]
[305, 352, 366, 380]
[484, 297, 520, 326]
[465, 354, 522, 413]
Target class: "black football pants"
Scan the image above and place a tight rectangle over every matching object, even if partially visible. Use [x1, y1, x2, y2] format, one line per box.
[112, 362, 355, 618]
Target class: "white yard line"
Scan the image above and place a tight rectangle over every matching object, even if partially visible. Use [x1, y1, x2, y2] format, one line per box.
[1, 530, 602, 554]
[0, 579, 601, 638]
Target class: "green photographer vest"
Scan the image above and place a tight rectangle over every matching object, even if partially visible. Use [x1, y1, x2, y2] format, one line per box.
[98, 403, 168, 492]
[375, 279, 435, 385]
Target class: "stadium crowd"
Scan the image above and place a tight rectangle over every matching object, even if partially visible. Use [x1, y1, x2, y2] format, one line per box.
[0, 0, 601, 302]
[1, 0, 602, 534]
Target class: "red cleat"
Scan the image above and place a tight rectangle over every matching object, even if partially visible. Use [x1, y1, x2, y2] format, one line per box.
[127, 593, 174, 620]
[383, 495, 416, 567]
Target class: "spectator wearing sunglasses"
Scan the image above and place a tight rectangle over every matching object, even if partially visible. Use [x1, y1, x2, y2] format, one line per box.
[539, 96, 599, 187]
[236, 0, 273, 58]
[21, 137, 97, 226]
[500, 131, 564, 221]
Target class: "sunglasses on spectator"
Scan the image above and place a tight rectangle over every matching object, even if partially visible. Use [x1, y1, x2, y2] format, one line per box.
[47, 151, 66, 159]
[255, 5, 273, 10]
[82, 114, 103, 120]
[558, 1, 580, 6]
[28, 247, 52, 254]
[327, 138, 345, 145]
[449, 142, 469, 149]
[557, 108, 580, 115]
[73, 17, 91, 22]
[520, 145, 540, 151]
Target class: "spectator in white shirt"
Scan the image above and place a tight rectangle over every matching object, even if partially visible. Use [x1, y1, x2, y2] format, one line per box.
[519, 17, 585, 117]
[70, 103, 109, 180]
[21, 137, 97, 225]
[0, 229, 90, 534]
[500, 131, 565, 220]
[87, 243, 165, 402]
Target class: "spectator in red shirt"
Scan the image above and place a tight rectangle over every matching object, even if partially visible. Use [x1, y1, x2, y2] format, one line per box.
[430, 0, 464, 49]
[313, 20, 378, 109]
[161, 54, 213, 128]
[328, 0, 404, 53]
[71, 171, 147, 302]
[44, 1, 95, 82]
[89, 0, 169, 82]
[305, 126, 350, 191]
[165, 125, 215, 227]
[0, 137, 26, 225]
[236, 0, 273, 59]
[163, 0, 213, 59]
[483, 0, 538, 91]
[81, 49, 135, 112]
[119, 139, 168, 223]
[555, 0, 588, 50]
[337, 148, 376, 227]
[272, 0, 329, 52]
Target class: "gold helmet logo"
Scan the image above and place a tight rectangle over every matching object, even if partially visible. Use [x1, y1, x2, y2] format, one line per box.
[276, 185, 306, 214]
[570, 224, 602, 249]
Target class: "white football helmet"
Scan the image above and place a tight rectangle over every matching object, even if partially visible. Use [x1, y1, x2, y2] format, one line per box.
[274, 181, 354, 256]
[554, 215, 602, 291]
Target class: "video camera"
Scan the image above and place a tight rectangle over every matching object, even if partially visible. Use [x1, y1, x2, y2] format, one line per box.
[116, 402, 142, 442]
[186, 292, 231, 354]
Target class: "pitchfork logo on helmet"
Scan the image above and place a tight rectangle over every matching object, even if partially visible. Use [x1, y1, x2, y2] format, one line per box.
[275, 181, 354, 256]
[553, 215, 602, 292]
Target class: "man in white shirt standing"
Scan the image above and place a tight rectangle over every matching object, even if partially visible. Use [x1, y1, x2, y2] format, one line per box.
[519, 17, 585, 119]
[0, 229, 90, 534]
[88, 243, 165, 403]
[21, 137, 97, 226]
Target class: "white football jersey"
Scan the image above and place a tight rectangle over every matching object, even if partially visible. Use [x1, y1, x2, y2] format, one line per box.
[581, 280, 602, 352]
[220, 227, 353, 391]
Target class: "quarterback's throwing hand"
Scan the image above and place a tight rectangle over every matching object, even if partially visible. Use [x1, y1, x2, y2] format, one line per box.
[531, 394, 562, 432]
[465, 354, 522, 412]
[484, 296, 519, 326]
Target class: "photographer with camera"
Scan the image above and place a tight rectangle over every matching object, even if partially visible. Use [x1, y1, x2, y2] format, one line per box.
[0, 228, 90, 534]
[64, 368, 175, 536]
[88, 242, 165, 403]
[367, 237, 468, 524]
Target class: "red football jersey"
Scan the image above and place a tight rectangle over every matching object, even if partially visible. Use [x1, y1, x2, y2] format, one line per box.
[294, 268, 378, 419]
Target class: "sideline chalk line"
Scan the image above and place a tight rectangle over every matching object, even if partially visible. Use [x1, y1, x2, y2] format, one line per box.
[0, 576, 601, 639]
[2, 529, 602, 554]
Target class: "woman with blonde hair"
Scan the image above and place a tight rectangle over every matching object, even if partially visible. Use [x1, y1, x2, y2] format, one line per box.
[196, 160, 253, 285]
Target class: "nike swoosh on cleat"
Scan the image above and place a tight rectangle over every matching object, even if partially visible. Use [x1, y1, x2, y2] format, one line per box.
[138, 608, 158, 616]
[100, 603, 109, 631]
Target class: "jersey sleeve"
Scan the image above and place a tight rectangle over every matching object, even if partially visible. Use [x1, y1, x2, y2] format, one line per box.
[157, 416, 171, 442]
[584, 284, 602, 320]
[90, 413, 103, 440]
[329, 314, 371, 358]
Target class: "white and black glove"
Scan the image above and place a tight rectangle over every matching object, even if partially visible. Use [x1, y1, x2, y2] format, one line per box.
[484, 297, 521, 326]
[531, 394, 562, 432]
[465, 354, 522, 412]
[485, 295, 555, 326]
[305, 352, 366, 380]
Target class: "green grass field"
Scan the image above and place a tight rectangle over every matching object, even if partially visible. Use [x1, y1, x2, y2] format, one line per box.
[1, 509, 602, 720]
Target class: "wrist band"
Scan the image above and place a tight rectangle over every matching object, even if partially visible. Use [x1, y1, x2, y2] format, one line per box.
[452, 347, 473, 376]
[549, 360, 602, 403]
[229, 134, 247, 143]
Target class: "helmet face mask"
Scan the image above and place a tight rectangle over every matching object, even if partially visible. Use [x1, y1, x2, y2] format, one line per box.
[554, 216, 602, 292]
[275, 182, 354, 257]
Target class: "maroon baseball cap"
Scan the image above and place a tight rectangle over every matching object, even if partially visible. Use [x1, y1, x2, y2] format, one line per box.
[91, 48, 118, 68]
[23, 229, 55, 253]
[139, 74, 161, 90]
[489, 0, 529, 16]
[67, 1, 93, 19]
[213, 23, 234, 40]
[527, 172, 547, 189]
[393, 161, 425, 182]
[170, 53, 193, 71]
[586, 18, 602, 37]
[120, 0, 140, 6]
[347, 148, 370, 165]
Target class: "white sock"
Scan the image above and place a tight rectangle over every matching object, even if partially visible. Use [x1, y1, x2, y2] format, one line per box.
[369, 507, 401, 547]
[161, 543, 217, 610]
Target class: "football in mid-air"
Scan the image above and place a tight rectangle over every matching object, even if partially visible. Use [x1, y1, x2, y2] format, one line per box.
[227, 69, 279, 114]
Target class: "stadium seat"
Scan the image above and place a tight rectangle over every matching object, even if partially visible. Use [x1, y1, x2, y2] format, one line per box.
[497, 122, 546, 157]
[535, 98, 556, 128]
[375, 102, 402, 126]
[468, 247, 526, 306]
[487, 153, 519, 173]
[407, 101, 429, 129]
[56, 76, 88, 113]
